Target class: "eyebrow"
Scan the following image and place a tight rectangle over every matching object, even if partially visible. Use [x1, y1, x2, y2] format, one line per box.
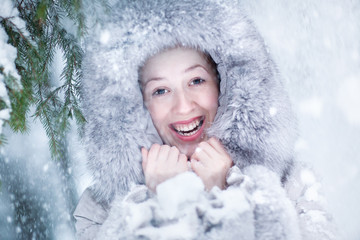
[143, 77, 165, 88]
[184, 64, 210, 74]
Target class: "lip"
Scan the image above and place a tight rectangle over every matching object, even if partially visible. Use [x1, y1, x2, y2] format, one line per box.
[171, 116, 202, 125]
[169, 116, 205, 142]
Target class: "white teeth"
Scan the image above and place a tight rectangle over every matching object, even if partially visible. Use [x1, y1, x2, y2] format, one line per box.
[189, 122, 195, 130]
[173, 118, 202, 134]
[183, 125, 191, 132]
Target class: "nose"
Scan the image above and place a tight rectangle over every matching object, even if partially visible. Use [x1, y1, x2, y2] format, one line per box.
[172, 90, 195, 115]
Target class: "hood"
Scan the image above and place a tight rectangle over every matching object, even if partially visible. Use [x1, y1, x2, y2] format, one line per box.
[82, 0, 297, 204]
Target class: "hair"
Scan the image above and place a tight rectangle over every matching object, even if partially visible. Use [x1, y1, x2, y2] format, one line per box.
[202, 50, 220, 89]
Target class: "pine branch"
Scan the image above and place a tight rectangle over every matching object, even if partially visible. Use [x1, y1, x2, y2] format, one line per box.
[1, 0, 107, 158]
[37, 101, 62, 159]
[1, 0, 88, 159]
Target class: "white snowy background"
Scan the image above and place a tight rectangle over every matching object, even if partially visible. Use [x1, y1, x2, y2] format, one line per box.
[1, 0, 359, 239]
[243, 1, 360, 239]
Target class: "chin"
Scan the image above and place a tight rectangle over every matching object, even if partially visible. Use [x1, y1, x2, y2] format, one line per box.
[178, 144, 196, 158]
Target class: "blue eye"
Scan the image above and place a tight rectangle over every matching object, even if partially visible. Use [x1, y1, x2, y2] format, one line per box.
[153, 88, 168, 96]
[190, 78, 205, 86]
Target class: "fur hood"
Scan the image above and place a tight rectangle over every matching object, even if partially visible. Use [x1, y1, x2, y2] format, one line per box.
[82, 0, 297, 204]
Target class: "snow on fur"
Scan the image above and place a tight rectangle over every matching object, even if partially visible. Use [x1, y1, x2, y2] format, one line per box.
[95, 166, 304, 240]
[78, 1, 337, 239]
[82, 0, 297, 204]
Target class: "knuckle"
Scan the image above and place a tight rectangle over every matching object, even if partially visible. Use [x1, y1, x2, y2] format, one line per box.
[199, 142, 208, 149]
[152, 143, 160, 148]
[209, 137, 217, 143]
[161, 144, 170, 150]
[151, 143, 160, 151]
[171, 146, 179, 154]
[178, 153, 186, 161]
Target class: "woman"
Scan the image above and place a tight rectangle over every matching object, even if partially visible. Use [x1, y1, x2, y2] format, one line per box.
[74, 0, 335, 239]
[140, 47, 233, 192]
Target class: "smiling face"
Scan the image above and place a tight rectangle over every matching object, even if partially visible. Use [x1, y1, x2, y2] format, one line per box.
[141, 47, 219, 157]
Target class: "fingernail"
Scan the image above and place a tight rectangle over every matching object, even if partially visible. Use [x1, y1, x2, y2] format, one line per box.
[195, 147, 202, 153]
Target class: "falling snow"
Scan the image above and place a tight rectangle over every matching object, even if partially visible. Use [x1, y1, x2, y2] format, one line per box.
[0, 0, 360, 239]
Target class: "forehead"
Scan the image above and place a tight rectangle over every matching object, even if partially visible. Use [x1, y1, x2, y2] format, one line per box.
[141, 47, 211, 82]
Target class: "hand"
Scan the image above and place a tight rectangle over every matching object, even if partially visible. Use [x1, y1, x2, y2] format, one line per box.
[142, 144, 188, 192]
[190, 137, 233, 191]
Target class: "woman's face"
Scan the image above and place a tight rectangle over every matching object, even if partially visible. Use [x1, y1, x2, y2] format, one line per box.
[141, 47, 219, 157]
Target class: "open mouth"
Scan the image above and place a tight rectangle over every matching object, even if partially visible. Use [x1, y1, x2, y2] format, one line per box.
[171, 116, 204, 137]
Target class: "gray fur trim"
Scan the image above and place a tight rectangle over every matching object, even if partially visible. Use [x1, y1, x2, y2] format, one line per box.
[82, 0, 297, 204]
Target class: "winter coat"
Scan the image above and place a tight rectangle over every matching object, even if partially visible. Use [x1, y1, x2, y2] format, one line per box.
[73, 0, 336, 239]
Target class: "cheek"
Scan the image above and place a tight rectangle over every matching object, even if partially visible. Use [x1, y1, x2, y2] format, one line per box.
[147, 102, 168, 129]
[201, 90, 219, 116]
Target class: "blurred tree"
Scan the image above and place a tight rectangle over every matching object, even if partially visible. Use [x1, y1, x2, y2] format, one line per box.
[0, 0, 86, 161]
[0, 0, 110, 238]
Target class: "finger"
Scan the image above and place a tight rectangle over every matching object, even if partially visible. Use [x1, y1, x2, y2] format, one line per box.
[141, 147, 149, 172]
[207, 138, 232, 166]
[147, 144, 161, 170]
[177, 153, 189, 171]
[207, 137, 226, 154]
[199, 138, 221, 157]
[191, 150, 209, 168]
[190, 158, 205, 175]
[157, 144, 171, 163]
[191, 142, 216, 166]
[190, 159, 208, 186]
[168, 146, 180, 166]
